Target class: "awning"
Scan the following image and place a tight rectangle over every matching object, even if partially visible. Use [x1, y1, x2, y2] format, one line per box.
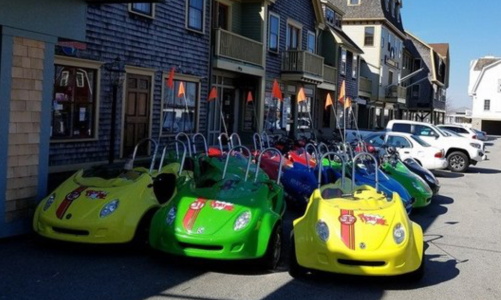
[329, 28, 364, 55]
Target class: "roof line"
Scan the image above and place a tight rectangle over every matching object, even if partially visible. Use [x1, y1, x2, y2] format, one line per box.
[472, 60, 501, 94]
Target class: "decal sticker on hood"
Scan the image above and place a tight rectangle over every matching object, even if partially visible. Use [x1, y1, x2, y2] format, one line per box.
[56, 186, 87, 219]
[183, 198, 207, 232]
[358, 214, 388, 226]
[85, 190, 108, 200]
[210, 201, 234, 211]
[339, 210, 356, 250]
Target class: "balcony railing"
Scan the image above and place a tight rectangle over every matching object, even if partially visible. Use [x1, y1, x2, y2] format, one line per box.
[281, 50, 324, 78]
[386, 85, 407, 99]
[215, 28, 264, 67]
[323, 65, 337, 84]
[359, 77, 372, 94]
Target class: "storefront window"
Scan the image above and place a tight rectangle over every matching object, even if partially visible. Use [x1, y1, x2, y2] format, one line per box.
[52, 65, 97, 140]
[162, 80, 198, 134]
[264, 94, 291, 133]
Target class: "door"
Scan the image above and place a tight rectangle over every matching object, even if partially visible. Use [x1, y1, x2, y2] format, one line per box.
[222, 88, 236, 135]
[123, 74, 151, 157]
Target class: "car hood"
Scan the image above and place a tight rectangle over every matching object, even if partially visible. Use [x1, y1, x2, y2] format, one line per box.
[40, 173, 152, 221]
[316, 188, 407, 251]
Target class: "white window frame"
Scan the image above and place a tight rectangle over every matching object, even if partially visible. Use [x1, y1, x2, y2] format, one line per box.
[186, 0, 206, 33]
[340, 49, 347, 76]
[51, 56, 103, 143]
[268, 12, 281, 53]
[128, 3, 156, 19]
[364, 26, 375, 47]
[352, 55, 358, 79]
[307, 31, 316, 53]
[348, 0, 361, 5]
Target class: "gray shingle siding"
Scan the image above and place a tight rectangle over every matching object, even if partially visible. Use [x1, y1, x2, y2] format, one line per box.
[266, 0, 318, 79]
[49, 2, 211, 167]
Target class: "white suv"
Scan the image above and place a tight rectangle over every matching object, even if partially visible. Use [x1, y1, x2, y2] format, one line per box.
[387, 120, 484, 172]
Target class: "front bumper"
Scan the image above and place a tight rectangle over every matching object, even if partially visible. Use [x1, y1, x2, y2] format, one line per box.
[33, 210, 134, 244]
[151, 230, 266, 260]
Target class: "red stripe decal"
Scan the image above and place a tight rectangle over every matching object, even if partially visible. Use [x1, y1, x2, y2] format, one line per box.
[183, 198, 207, 232]
[339, 209, 356, 250]
[55, 186, 87, 219]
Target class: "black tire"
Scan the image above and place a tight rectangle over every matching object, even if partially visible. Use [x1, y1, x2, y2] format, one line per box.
[132, 210, 157, 249]
[406, 254, 425, 282]
[447, 151, 469, 173]
[288, 233, 308, 278]
[261, 224, 283, 271]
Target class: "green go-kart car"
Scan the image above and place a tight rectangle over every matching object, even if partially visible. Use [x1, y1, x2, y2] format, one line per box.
[149, 146, 286, 270]
[380, 148, 433, 208]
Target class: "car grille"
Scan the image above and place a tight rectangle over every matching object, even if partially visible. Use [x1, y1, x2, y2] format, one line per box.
[178, 242, 223, 251]
[338, 259, 386, 267]
[52, 227, 89, 236]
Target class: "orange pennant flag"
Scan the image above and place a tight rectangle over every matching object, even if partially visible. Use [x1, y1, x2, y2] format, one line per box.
[272, 79, 282, 101]
[167, 67, 175, 89]
[178, 82, 185, 97]
[344, 97, 352, 109]
[338, 80, 346, 104]
[247, 91, 254, 103]
[325, 93, 333, 110]
[208, 87, 218, 101]
[297, 87, 307, 103]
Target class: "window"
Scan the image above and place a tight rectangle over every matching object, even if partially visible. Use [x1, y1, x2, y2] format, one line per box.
[364, 27, 374, 46]
[388, 70, 394, 85]
[397, 6, 401, 22]
[385, 0, 390, 11]
[392, 123, 411, 133]
[388, 33, 394, 52]
[129, 3, 155, 18]
[349, 0, 360, 5]
[415, 125, 438, 137]
[365, 134, 385, 147]
[269, 13, 280, 52]
[412, 85, 420, 98]
[387, 136, 411, 148]
[325, 8, 335, 26]
[335, 13, 342, 28]
[340, 49, 347, 76]
[352, 55, 358, 79]
[413, 58, 421, 72]
[187, 0, 205, 32]
[286, 23, 301, 50]
[215, 2, 230, 30]
[52, 65, 97, 140]
[391, 0, 396, 17]
[498, 79, 501, 93]
[162, 79, 199, 134]
[484, 99, 491, 111]
[307, 31, 316, 53]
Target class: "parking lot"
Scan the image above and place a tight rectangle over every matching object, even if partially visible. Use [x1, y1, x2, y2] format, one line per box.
[1, 138, 501, 300]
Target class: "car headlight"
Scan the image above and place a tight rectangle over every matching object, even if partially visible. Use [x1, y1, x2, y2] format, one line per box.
[166, 207, 177, 226]
[470, 143, 481, 149]
[100, 200, 119, 218]
[393, 223, 406, 244]
[412, 181, 424, 192]
[234, 211, 251, 231]
[424, 174, 435, 185]
[43, 193, 56, 211]
[316, 220, 330, 242]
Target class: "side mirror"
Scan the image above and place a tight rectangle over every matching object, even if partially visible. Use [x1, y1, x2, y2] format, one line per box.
[435, 135, 439, 140]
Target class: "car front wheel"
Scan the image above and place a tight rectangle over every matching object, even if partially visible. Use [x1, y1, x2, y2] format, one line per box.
[447, 152, 469, 173]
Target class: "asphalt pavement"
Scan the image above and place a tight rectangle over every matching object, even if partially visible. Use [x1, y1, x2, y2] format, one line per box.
[1, 137, 501, 300]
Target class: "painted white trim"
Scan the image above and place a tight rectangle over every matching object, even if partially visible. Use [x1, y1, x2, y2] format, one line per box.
[128, 3, 156, 19]
[51, 56, 103, 143]
[472, 60, 501, 94]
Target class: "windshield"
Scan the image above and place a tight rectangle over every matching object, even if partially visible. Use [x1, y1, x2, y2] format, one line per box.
[410, 135, 431, 147]
[442, 129, 462, 137]
[432, 124, 448, 137]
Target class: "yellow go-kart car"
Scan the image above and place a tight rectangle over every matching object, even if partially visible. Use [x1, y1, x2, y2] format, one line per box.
[33, 139, 189, 244]
[290, 152, 424, 280]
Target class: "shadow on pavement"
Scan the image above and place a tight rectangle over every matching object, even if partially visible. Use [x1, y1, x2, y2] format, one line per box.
[0, 234, 206, 300]
[410, 195, 453, 233]
[466, 167, 501, 174]
[432, 170, 465, 178]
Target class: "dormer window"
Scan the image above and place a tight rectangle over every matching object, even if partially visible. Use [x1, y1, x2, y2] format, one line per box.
[335, 13, 342, 28]
[392, 0, 396, 17]
[325, 7, 335, 26]
[385, 0, 389, 11]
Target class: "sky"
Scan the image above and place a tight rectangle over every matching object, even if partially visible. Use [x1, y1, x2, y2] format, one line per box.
[402, 0, 501, 109]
